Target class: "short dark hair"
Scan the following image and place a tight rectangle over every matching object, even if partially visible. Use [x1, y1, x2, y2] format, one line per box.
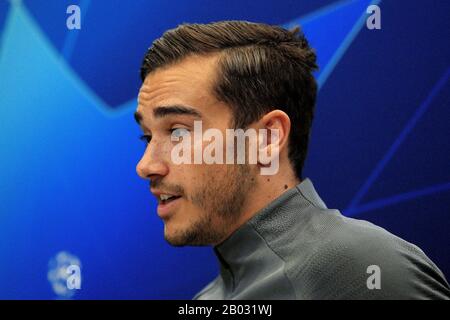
[140, 21, 318, 178]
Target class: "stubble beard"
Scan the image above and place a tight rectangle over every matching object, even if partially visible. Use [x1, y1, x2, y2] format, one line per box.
[165, 163, 256, 246]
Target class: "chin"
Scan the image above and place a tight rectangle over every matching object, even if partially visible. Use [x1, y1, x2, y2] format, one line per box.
[163, 224, 190, 246]
[164, 233, 186, 247]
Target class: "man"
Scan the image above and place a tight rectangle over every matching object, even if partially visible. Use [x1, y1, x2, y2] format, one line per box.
[135, 21, 450, 299]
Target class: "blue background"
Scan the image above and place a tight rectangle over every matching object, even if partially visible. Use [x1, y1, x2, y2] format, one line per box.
[0, 0, 448, 299]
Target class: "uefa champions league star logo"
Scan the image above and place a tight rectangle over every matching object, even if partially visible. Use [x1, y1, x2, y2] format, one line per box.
[47, 251, 82, 299]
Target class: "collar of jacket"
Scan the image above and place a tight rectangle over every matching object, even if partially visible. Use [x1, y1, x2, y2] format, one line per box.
[212, 178, 327, 292]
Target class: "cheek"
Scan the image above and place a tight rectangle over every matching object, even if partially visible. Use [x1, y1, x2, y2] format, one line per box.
[177, 164, 216, 198]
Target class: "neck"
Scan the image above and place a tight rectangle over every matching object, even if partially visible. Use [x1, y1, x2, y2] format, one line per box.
[213, 167, 301, 246]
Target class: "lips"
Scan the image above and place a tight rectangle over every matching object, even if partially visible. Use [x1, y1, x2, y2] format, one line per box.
[151, 190, 182, 203]
[156, 196, 182, 219]
[159, 194, 182, 205]
[151, 189, 183, 218]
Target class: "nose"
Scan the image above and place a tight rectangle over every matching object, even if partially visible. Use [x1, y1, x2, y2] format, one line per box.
[136, 147, 169, 180]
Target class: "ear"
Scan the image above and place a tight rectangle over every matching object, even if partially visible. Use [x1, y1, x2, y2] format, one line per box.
[260, 110, 291, 150]
[257, 110, 291, 166]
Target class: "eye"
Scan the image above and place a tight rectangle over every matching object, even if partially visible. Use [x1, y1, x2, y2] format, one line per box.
[139, 134, 152, 144]
[170, 127, 190, 139]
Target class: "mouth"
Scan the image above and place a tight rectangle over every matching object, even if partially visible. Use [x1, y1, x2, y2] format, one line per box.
[158, 194, 182, 205]
[151, 191, 183, 219]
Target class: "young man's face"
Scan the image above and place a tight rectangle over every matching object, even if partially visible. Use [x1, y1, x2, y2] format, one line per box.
[135, 54, 256, 246]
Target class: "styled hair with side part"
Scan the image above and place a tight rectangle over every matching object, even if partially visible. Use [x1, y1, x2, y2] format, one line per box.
[140, 21, 318, 178]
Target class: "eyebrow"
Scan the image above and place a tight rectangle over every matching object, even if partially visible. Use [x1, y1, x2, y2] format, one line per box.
[134, 105, 202, 125]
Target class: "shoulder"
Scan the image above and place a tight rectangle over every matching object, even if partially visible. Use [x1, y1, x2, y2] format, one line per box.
[286, 210, 450, 299]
